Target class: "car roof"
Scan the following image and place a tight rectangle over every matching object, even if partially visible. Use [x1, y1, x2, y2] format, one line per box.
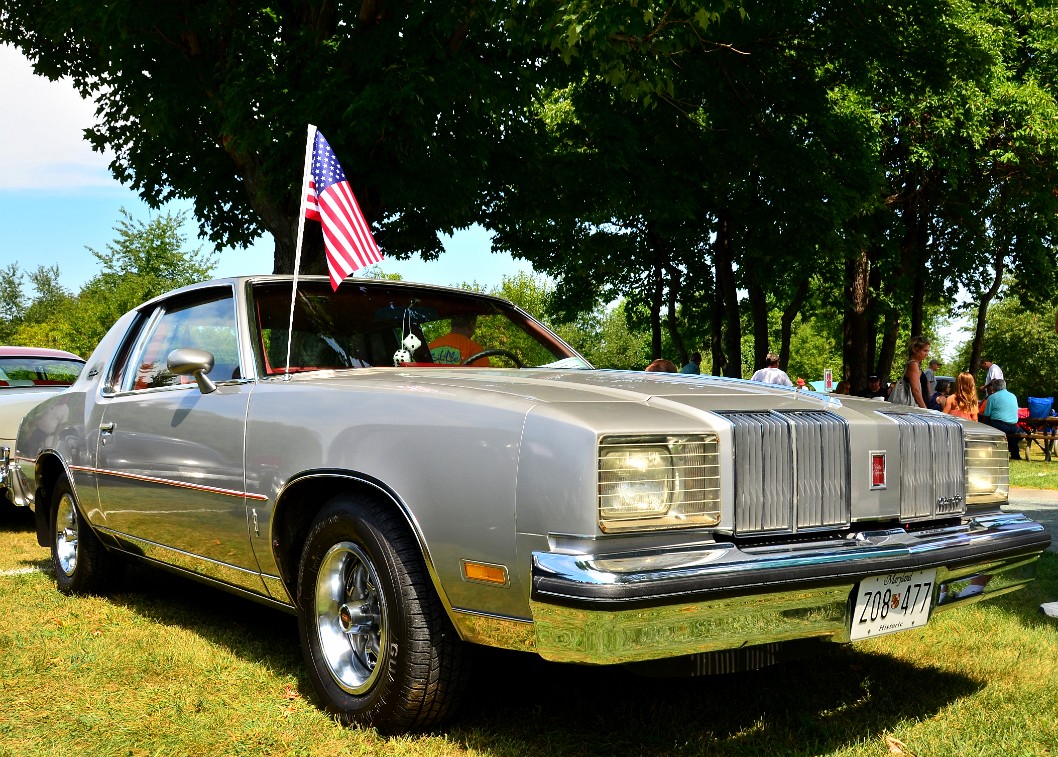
[136, 275, 516, 312]
[0, 346, 84, 361]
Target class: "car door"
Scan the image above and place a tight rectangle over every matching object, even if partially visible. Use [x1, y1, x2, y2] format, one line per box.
[93, 287, 265, 593]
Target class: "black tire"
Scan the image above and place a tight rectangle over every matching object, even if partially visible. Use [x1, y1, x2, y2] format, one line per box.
[296, 494, 469, 733]
[50, 475, 123, 595]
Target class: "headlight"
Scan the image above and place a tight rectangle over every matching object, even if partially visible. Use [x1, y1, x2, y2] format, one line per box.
[598, 435, 720, 532]
[964, 430, 1009, 505]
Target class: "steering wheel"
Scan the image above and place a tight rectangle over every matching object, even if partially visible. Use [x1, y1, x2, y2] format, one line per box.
[462, 349, 524, 368]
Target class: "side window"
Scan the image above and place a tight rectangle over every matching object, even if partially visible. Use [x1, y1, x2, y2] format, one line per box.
[124, 294, 239, 391]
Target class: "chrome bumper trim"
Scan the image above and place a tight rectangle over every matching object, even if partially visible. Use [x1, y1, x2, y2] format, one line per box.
[0, 447, 33, 507]
[528, 513, 1049, 664]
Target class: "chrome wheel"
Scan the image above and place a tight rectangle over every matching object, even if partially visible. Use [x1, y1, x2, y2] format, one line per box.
[55, 490, 79, 577]
[314, 541, 387, 694]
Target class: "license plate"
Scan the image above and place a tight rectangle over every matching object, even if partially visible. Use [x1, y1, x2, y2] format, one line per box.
[850, 568, 936, 641]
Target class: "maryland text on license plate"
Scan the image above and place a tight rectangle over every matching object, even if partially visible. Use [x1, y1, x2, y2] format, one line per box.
[850, 568, 937, 641]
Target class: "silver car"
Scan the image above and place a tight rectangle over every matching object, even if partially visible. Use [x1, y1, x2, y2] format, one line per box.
[1, 276, 1050, 733]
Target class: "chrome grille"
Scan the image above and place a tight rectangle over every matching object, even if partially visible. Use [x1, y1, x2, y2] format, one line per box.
[881, 412, 965, 519]
[719, 411, 850, 535]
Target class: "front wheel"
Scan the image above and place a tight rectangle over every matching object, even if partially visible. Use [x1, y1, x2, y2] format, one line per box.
[50, 475, 122, 595]
[296, 495, 468, 733]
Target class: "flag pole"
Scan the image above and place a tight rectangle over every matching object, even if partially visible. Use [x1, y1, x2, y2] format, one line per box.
[284, 123, 317, 379]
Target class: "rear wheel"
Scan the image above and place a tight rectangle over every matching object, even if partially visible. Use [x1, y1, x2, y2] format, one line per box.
[50, 475, 122, 594]
[296, 494, 468, 733]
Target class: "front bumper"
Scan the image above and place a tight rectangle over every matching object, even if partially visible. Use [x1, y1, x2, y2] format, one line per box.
[527, 512, 1050, 664]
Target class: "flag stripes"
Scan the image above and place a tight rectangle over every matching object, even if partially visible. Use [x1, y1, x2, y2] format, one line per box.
[304, 129, 383, 289]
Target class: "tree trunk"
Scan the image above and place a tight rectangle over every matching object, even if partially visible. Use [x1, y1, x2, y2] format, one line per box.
[747, 276, 769, 371]
[272, 221, 327, 275]
[714, 210, 742, 378]
[909, 201, 930, 337]
[779, 277, 810, 372]
[665, 264, 688, 365]
[843, 246, 871, 392]
[877, 307, 901, 382]
[707, 266, 726, 377]
[898, 170, 929, 339]
[866, 247, 882, 371]
[649, 256, 664, 360]
[911, 270, 926, 337]
[970, 248, 1005, 375]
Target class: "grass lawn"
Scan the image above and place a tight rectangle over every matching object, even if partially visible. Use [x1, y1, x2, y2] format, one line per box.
[1011, 455, 1058, 490]
[1, 506, 1056, 756]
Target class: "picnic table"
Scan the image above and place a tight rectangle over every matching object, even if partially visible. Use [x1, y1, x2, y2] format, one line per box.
[1016, 415, 1058, 461]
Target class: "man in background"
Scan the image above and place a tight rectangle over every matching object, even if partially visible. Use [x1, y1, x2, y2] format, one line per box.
[926, 359, 941, 395]
[857, 375, 888, 399]
[680, 352, 702, 375]
[430, 315, 489, 366]
[982, 357, 1004, 392]
[981, 378, 1022, 460]
[750, 352, 793, 386]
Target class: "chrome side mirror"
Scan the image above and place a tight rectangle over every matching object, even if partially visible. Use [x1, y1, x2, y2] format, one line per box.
[167, 348, 217, 394]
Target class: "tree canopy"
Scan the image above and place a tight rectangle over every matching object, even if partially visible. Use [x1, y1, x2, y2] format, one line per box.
[0, 0, 535, 274]
[4, 0, 1058, 384]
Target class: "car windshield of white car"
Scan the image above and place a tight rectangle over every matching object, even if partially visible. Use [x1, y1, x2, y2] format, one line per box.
[252, 280, 588, 373]
[0, 357, 85, 387]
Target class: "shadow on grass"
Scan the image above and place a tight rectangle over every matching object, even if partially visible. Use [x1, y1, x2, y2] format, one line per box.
[0, 503, 35, 532]
[988, 551, 1058, 631]
[106, 563, 305, 683]
[88, 561, 982, 756]
[447, 644, 980, 757]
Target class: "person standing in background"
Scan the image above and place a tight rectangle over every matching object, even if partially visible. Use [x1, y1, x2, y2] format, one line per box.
[750, 352, 793, 386]
[926, 359, 940, 395]
[857, 375, 888, 399]
[982, 357, 1004, 392]
[901, 336, 931, 408]
[680, 352, 702, 375]
[927, 379, 950, 410]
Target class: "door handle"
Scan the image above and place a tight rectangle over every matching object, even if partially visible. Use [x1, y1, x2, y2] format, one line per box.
[99, 422, 115, 433]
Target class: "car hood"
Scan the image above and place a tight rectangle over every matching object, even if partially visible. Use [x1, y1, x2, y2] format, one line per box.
[288, 368, 901, 419]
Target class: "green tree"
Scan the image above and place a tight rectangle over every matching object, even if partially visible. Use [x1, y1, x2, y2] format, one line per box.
[0, 263, 26, 343]
[486, 272, 650, 369]
[3, 266, 75, 352]
[952, 294, 1058, 401]
[0, 1, 538, 274]
[8, 210, 216, 357]
[571, 300, 651, 370]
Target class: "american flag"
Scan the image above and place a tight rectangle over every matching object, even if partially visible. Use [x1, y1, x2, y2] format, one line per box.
[304, 130, 383, 289]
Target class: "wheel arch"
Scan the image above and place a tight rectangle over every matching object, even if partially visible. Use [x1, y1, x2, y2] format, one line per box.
[271, 471, 453, 617]
[31, 451, 77, 548]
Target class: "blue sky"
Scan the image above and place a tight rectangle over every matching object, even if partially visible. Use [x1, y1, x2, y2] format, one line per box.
[0, 45, 531, 296]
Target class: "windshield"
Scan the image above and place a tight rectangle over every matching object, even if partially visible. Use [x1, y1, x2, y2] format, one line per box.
[252, 280, 590, 374]
[0, 356, 84, 387]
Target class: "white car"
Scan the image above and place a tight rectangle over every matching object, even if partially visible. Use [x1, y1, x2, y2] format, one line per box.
[0, 346, 84, 502]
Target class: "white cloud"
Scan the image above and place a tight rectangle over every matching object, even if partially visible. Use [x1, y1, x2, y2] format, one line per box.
[0, 44, 116, 190]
